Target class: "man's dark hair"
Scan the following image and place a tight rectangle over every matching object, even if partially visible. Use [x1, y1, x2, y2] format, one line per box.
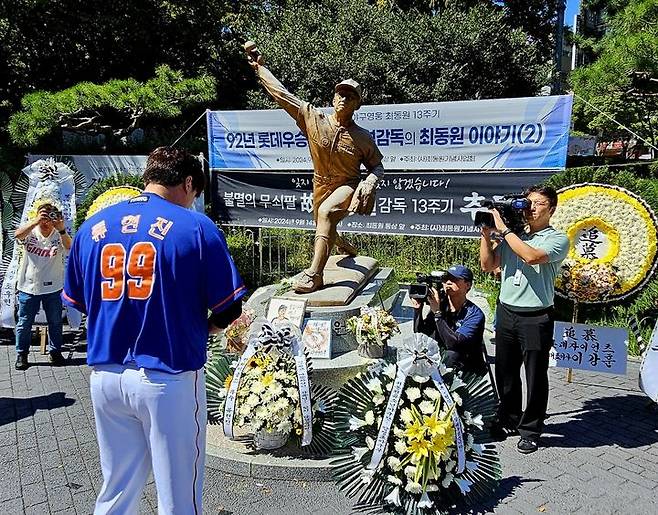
[143, 147, 205, 196]
[524, 185, 558, 208]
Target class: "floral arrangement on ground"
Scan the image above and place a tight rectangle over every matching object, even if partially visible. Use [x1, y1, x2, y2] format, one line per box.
[332, 335, 500, 514]
[206, 321, 337, 456]
[347, 306, 400, 357]
[551, 183, 658, 303]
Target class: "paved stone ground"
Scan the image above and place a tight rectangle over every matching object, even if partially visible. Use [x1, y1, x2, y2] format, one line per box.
[1, 327, 658, 514]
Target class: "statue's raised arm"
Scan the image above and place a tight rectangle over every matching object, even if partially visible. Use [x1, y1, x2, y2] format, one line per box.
[244, 41, 304, 122]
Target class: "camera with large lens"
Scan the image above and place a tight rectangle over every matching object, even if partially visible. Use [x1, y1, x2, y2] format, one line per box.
[473, 195, 530, 234]
[409, 270, 448, 301]
[42, 206, 62, 221]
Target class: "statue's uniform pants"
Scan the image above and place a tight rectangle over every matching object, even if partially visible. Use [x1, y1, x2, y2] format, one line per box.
[90, 363, 206, 515]
[309, 179, 358, 274]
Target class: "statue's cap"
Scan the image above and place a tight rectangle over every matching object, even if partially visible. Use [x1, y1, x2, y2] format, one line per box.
[334, 79, 362, 103]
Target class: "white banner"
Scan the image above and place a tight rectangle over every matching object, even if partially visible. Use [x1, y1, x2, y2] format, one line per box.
[0, 160, 79, 328]
[550, 322, 628, 375]
[207, 95, 573, 171]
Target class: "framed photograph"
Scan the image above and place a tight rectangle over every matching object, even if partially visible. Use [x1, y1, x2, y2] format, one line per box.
[302, 320, 332, 359]
[266, 297, 307, 329]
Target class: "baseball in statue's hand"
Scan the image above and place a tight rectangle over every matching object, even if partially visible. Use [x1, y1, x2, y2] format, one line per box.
[348, 180, 377, 215]
[243, 41, 264, 68]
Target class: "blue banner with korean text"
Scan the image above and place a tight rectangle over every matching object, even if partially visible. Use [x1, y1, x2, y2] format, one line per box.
[213, 171, 553, 238]
[207, 95, 572, 171]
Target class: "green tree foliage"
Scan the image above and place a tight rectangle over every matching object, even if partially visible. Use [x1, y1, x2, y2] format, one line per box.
[0, 0, 241, 130]
[570, 0, 658, 152]
[235, 0, 548, 109]
[8, 66, 216, 148]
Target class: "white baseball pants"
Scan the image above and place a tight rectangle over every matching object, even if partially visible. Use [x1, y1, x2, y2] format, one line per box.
[90, 363, 206, 515]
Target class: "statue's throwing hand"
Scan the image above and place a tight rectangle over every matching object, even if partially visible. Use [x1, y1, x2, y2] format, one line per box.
[348, 174, 379, 215]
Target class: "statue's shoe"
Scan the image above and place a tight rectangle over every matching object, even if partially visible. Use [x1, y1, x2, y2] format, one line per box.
[293, 270, 324, 293]
[335, 235, 357, 257]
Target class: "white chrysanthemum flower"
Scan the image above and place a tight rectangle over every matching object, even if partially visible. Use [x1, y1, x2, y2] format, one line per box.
[404, 465, 416, 478]
[419, 400, 435, 415]
[451, 392, 462, 406]
[387, 456, 402, 471]
[387, 474, 403, 486]
[395, 440, 407, 455]
[406, 387, 421, 402]
[274, 369, 289, 380]
[412, 375, 430, 384]
[400, 408, 414, 424]
[246, 394, 260, 407]
[405, 480, 422, 494]
[386, 382, 393, 392]
[424, 388, 441, 401]
[269, 382, 284, 398]
[373, 394, 386, 406]
[286, 387, 298, 399]
[426, 483, 439, 492]
[251, 381, 265, 394]
[364, 410, 375, 425]
[365, 436, 375, 450]
[393, 426, 404, 437]
[277, 420, 292, 433]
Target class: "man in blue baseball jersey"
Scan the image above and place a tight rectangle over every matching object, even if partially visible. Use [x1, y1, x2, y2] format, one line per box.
[63, 147, 245, 514]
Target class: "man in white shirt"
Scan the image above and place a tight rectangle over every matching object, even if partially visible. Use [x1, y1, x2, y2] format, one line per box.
[14, 203, 72, 370]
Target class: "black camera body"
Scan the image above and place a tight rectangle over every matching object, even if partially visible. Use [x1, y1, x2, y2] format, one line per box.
[474, 195, 530, 234]
[409, 270, 448, 301]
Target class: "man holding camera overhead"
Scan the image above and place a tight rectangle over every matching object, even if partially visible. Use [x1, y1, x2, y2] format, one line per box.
[479, 185, 569, 454]
[410, 265, 487, 376]
[13, 203, 72, 370]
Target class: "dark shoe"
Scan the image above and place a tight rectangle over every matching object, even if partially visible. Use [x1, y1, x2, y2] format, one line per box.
[49, 350, 66, 366]
[15, 353, 29, 370]
[517, 437, 538, 454]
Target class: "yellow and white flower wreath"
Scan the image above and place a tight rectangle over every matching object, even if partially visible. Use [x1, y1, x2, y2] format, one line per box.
[85, 186, 142, 219]
[551, 183, 658, 302]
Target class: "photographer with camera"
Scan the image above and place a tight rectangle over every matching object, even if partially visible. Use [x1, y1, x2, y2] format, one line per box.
[13, 203, 72, 370]
[479, 185, 569, 454]
[410, 265, 487, 376]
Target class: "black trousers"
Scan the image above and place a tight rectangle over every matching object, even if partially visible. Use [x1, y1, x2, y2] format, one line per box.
[495, 302, 554, 441]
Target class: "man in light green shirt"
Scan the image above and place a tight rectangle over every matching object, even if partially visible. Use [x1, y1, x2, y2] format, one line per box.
[480, 185, 569, 454]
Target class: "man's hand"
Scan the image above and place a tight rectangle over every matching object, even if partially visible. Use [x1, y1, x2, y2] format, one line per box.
[489, 208, 509, 233]
[409, 297, 423, 310]
[427, 287, 441, 313]
[53, 214, 65, 231]
[37, 208, 51, 224]
[348, 174, 378, 215]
